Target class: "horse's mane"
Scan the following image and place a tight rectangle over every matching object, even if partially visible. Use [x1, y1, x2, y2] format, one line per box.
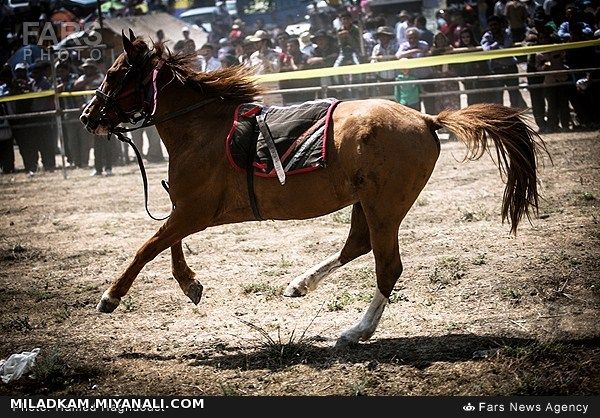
[134, 38, 262, 103]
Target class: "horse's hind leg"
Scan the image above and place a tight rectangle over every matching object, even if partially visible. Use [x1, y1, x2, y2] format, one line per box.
[97, 212, 195, 313]
[171, 241, 203, 304]
[284, 203, 371, 297]
[336, 217, 401, 347]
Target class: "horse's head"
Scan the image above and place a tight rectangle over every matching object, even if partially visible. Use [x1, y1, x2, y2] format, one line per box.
[80, 30, 157, 135]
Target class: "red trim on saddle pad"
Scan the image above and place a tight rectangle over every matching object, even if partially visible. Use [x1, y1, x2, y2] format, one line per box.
[225, 99, 341, 179]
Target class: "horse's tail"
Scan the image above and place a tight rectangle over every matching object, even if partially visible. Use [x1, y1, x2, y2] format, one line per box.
[425, 103, 548, 235]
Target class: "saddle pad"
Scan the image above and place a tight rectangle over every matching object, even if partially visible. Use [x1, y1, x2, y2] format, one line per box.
[226, 99, 340, 178]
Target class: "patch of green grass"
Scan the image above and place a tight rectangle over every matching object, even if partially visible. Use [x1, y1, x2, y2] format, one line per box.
[277, 255, 293, 269]
[28, 288, 55, 302]
[327, 290, 372, 312]
[241, 282, 282, 300]
[31, 348, 65, 387]
[429, 256, 465, 288]
[122, 298, 138, 312]
[501, 288, 522, 302]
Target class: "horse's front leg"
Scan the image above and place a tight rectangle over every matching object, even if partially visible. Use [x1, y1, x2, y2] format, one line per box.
[97, 212, 196, 313]
[171, 240, 203, 305]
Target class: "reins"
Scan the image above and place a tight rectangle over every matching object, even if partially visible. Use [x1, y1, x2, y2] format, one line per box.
[98, 53, 220, 221]
[109, 96, 219, 221]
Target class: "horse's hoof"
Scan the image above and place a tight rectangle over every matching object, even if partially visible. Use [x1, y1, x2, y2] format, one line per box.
[334, 335, 359, 349]
[96, 291, 120, 313]
[283, 284, 307, 297]
[185, 280, 204, 305]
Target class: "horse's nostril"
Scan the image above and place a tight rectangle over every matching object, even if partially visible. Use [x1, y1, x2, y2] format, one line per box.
[80, 115, 88, 125]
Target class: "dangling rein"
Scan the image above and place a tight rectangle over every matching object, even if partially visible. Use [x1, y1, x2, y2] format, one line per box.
[109, 95, 220, 221]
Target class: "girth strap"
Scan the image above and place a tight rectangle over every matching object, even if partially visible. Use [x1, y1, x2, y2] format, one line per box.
[256, 113, 286, 186]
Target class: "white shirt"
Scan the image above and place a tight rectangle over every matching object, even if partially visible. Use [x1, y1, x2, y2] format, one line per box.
[248, 49, 281, 75]
[200, 56, 222, 72]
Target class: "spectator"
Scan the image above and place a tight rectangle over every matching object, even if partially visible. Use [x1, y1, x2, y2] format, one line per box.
[155, 29, 167, 47]
[334, 11, 364, 67]
[129, 126, 165, 164]
[29, 59, 56, 173]
[535, 27, 571, 132]
[248, 30, 280, 75]
[55, 60, 80, 167]
[481, 15, 527, 107]
[524, 20, 549, 132]
[396, 27, 434, 114]
[371, 26, 398, 95]
[197, 43, 221, 72]
[455, 27, 490, 105]
[557, 4, 593, 41]
[0, 65, 14, 174]
[217, 38, 234, 61]
[494, 0, 508, 17]
[305, 30, 338, 69]
[416, 15, 434, 47]
[281, 37, 309, 71]
[299, 31, 315, 56]
[248, 29, 282, 105]
[395, 10, 411, 46]
[505, 0, 530, 42]
[238, 36, 258, 66]
[212, 0, 233, 43]
[430, 32, 461, 114]
[10, 62, 38, 175]
[395, 69, 421, 111]
[274, 30, 290, 54]
[220, 54, 239, 68]
[75, 59, 109, 176]
[180, 27, 197, 55]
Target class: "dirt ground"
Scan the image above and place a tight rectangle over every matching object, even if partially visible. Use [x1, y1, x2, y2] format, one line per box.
[0, 129, 598, 396]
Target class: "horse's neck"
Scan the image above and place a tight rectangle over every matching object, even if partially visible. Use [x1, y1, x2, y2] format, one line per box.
[153, 82, 236, 154]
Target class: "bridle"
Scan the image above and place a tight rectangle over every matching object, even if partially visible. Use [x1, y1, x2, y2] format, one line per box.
[91, 50, 220, 221]
[94, 49, 160, 128]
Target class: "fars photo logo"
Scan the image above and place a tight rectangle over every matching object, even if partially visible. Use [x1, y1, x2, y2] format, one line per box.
[22, 21, 105, 61]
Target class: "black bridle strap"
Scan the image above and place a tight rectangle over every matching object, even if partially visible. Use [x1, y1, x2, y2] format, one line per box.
[110, 96, 221, 221]
[112, 96, 220, 134]
[113, 131, 171, 221]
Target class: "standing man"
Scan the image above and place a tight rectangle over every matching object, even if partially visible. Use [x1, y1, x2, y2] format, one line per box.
[180, 27, 197, 55]
[481, 15, 527, 108]
[396, 27, 434, 113]
[74, 59, 109, 176]
[395, 10, 411, 46]
[197, 43, 221, 72]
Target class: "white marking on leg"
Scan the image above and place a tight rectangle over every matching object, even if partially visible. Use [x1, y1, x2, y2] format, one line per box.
[338, 288, 388, 344]
[96, 289, 121, 313]
[283, 251, 342, 297]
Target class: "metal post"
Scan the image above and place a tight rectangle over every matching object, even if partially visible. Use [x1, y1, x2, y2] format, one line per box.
[49, 48, 67, 180]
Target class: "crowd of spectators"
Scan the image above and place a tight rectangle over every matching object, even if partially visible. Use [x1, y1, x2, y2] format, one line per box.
[1, 0, 599, 175]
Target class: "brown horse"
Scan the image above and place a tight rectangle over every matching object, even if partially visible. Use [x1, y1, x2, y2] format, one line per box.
[80, 33, 545, 346]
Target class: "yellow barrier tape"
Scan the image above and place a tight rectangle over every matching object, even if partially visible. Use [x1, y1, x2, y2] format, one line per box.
[0, 90, 55, 103]
[0, 89, 96, 104]
[1, 39, 597, 103]
[254, 39, 600, 83]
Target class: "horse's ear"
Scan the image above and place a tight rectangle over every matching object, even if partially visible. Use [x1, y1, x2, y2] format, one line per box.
[128, 28, 136, 42]
[122, 29, 135, 58]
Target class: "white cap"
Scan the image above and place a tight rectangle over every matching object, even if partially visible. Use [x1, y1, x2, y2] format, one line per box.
[182, 26, 189, 32]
